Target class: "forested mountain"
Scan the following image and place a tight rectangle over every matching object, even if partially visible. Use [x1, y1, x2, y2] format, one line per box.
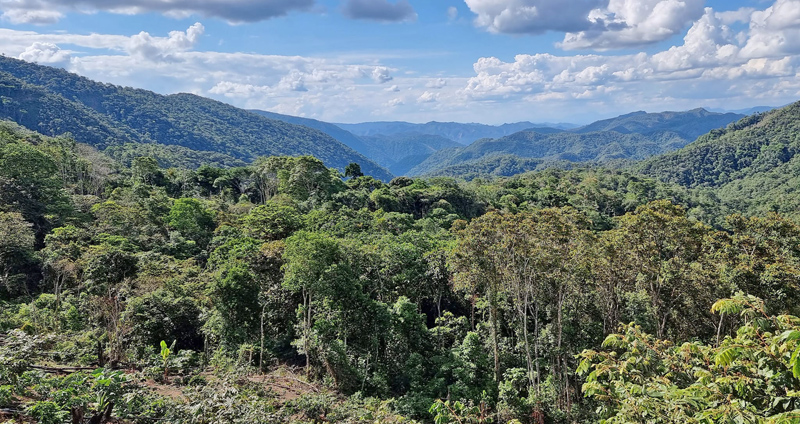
[250, 109, 372, 156]
[250, 111, 462, 175]
[357, 133, 463, 175]
[0, 57, 392, 180]
[409, 129, 689, 176]
[401, 109, 745, 177]
[573, 108, 744, 138]
[639, 100, 800, 218]
[337, 120, 570, 144]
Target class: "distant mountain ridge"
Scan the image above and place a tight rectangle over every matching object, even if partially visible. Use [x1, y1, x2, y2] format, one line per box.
[405, 109, 746, 177]
[253, 110, 466, 176]
[0, 56, 393, 180]
[336, 120, 575, 145]
[573, 108, 744, 139]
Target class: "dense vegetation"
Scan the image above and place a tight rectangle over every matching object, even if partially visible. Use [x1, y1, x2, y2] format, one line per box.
[0, 57, 392, 180]
[640, 101, 800, 219]
[4, 103, 800, 424]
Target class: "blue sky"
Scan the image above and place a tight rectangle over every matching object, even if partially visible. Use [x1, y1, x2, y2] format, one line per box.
[0, 0, 798, 124]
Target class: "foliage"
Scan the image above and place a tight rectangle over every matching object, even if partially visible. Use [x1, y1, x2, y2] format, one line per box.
[1, 109, 800, 423]
[579, 293, 800, 423]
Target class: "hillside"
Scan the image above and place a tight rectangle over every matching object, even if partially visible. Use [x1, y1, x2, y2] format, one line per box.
[405, 109, 745, 177]
[638, 101, 800, 218]
[358, 133, 463, 175]
[337, 120, 569, 144]
[0, 57, 392, 180]
[409, 130, 688, 176]
[574, 108, 744, 139]
[250, 109, 372, 156]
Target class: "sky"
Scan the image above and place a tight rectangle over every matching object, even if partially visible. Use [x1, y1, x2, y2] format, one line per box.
[0, 0, 798, 124]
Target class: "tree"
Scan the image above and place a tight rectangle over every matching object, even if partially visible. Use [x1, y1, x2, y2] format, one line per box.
[0, 212, 35, 296]
[283, 231, 351, 375]
[168, 198, 215, 249]
[615, 200, 711, 340]
[242, 203, 302, 241]
[451, 213, 505, 384]
[345, 163, 363, 178]
[131, 156, 161, 185]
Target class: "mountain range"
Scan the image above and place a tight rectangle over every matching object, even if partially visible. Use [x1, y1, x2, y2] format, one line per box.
[1, 56, 792, 193]
[0, 56, 393, 180]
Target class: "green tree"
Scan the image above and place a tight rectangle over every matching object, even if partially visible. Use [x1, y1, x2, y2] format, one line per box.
[168, 197, 215, 249]
[0, 212, 35, 296]
[345, 162, 364, 178]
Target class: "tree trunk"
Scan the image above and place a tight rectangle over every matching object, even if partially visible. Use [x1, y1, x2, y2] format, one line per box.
[260, 304, 266, 374]
[491, 295, 500, 383]
[533, 302, 541, 395]
[522, 291, 534, 393]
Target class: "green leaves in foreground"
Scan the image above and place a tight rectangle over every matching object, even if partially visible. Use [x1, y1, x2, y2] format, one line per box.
[578, 293, 800, 423]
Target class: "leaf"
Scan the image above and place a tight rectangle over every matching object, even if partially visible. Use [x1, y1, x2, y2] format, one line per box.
[711, 299, 743, 316]
[715, 347, 742, 367]
[576, 358, 592, 376]
[791, 346, 800, 379]
[779, 330, 800, 343]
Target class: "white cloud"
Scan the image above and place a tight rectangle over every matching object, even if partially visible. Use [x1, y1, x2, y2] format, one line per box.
[417, 91, 438, 102]
[741, 0, 800, 58]
[464, 0, 602, 34]
[462, 3, 800, 116]
[560, 0, 705, 50]
[0, 0, 315, 24]
[127, 22, 204, 61]
[387, 98, 404, 106]
[465, 0, 704, 50]
[18, 42, 71, 63]
[1, 8, 62, 24]
[426, 78, 447, 88]
[371, 66, 393, 83]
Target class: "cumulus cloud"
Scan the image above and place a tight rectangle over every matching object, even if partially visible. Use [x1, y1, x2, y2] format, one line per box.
[560, 0, 706, 50]
[464, 0, 603, 34]
[127, 22, 204, 61]
[371, 66, 394, 83]
[740, 0, 800, 58]
[18, 42, 71, 63]
[462, 3, 800, 113]
[0, 0, 314, 24]
[417, 91, 438, 103]
[465, 0, 704, 50]
[342, 0, 417, 22]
